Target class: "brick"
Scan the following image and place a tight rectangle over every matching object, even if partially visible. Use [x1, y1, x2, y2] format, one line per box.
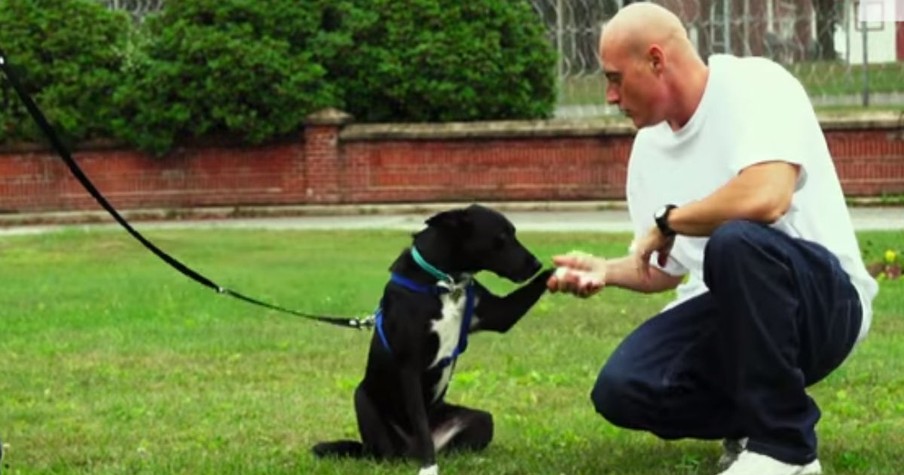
[0, 126, 901, 212]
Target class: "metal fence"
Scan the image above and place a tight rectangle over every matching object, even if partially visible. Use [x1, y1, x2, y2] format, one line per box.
[102, 0, 163, 21]
[101, 0, 904, 118]
[531, 0, 904, 117]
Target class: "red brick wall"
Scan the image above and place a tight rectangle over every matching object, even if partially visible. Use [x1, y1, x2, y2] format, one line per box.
[0, 111, 902, 214]
[0, 141, 304, 212]
[340, 136, 632, 203]
[828, 128, 904, 196]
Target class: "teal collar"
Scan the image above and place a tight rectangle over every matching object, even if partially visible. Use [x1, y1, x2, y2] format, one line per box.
[410, 246, 453, 282]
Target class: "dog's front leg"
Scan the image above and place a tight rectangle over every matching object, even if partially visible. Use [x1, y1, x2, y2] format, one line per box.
[472, 268, 554, 333]
[400, 367, 438, 475]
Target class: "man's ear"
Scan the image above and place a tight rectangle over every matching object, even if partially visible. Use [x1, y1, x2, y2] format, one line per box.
[649, 44, 665, 74]
[425, 208, 473, 234]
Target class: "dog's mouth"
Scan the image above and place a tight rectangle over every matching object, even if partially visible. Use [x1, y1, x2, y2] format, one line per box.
[505, 258, 542, 283]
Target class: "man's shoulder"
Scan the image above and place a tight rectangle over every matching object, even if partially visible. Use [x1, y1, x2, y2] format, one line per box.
[707, 53, 781, 70]
[634, 121, 670, 140]
[631, 123, 672, 155]
[708, 53, 797, 87]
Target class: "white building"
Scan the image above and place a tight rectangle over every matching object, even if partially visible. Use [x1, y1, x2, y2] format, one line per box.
[834, 0, 903, 63]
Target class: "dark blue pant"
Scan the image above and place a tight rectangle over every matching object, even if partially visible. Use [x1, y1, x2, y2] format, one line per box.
[591, 220, 863, 465]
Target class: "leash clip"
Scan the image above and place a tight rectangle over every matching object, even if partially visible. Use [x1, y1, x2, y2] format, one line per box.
[352, 314, 376, 330]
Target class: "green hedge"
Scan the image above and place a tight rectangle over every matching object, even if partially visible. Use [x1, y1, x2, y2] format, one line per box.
[0, 0, 558, 155]
[321, 0, 558, 123]
[109, 0, 337, 154]
[0, 0, 131, 145]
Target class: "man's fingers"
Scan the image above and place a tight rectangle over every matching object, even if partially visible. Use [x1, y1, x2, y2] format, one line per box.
[546, 274, 558, 291]
[552, 255, 576, 267]
[549, 267, 603, 297]
[577, 280, 604, 298]
[552, 251, 597, 270]
[547, 269, 576, 292]
[657, 249, 669, 267]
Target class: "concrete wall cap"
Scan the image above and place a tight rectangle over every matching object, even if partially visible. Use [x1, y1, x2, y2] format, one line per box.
[817, 111, 904, 130]
[341, 118, 637, 141]
[305, 108, 354, 126]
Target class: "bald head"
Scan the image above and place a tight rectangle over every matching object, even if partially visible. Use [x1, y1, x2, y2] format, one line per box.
[596, 2, 708, 130]
[600, 2, 691, 59]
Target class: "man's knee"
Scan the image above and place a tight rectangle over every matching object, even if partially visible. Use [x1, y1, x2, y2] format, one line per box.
[703, 219, 777, 284]
[705, 220, 762, 261]
[590, 362, 637, 428]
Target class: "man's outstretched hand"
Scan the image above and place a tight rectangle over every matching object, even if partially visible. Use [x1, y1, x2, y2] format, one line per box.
[546, 251, 607, 298]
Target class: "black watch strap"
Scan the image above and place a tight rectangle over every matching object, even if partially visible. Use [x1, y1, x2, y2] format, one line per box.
[655, 204, 678, 237]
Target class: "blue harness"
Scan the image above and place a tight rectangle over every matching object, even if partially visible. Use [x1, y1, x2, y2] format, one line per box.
[374, 248, 476, 369]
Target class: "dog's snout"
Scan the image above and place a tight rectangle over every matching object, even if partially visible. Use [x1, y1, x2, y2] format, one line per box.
[520, 255, 542, 278]
[528, 256, 541, 272]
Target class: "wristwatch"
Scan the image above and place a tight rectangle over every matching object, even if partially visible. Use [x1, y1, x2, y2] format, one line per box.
[654, 204, 678, 237]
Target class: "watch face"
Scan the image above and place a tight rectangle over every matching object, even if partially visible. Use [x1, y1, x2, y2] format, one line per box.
[655, 206, 667, 219]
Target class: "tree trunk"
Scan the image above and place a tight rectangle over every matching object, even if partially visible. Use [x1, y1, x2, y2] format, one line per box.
[813, 0, 838, 60]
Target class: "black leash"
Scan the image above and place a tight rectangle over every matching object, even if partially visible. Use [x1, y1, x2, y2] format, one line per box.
[0, 49, 373, 331]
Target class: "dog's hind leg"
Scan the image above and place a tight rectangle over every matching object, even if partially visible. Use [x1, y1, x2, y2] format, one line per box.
[354, 384, 410, 459]
[312, 385, 404, 459]
[429, 403, 494, 453]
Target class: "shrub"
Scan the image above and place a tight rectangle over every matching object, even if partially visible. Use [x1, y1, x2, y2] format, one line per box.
[110, 0, 336, 155]
[319, 0, 558, 123]
[1, 0, 560, 153]
[0, 0, 130, 145]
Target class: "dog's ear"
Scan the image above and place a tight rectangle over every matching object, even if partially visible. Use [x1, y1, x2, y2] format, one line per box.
[425, 208, 473, 234]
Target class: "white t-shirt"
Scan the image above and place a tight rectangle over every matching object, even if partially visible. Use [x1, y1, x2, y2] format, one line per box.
[626, 54, 878, 341]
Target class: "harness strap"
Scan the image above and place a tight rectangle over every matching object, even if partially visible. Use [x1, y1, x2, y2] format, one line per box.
[0, 49, 370, 331]
[375, 271, 475, 368]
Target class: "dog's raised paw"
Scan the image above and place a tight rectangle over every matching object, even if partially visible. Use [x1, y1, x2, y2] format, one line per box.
[418, 464, 439, 475]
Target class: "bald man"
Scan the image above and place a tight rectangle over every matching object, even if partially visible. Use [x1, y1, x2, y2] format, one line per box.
[546, 3, 877, 475]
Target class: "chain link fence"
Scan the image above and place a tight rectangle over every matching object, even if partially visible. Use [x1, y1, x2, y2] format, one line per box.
[102, 0, 163, 21]
[531, 0, 904, 117]
[101, 0, 904, 118]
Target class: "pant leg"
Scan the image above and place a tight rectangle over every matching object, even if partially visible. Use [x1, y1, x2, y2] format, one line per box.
[591, 292, 741, 441]
[591, 220, 863, 464]
[703, 220, 863, 465]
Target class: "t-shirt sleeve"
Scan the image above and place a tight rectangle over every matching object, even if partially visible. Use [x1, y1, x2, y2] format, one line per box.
[626, 136, 689, 278]
[729, 62, 814, 190]
[653, 245, 689, 276]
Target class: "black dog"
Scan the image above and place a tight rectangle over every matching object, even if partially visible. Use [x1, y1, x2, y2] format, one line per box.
[313, 204, 553, 475]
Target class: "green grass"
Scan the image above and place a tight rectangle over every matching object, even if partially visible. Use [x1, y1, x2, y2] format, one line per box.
[1, 228, 903, 474]
[788, 61, 904, 97]
[558, 60, 904, 109]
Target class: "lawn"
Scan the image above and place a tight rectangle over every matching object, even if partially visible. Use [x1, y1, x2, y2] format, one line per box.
[1, 227, 902, 474]
[557, 60, 904, 109]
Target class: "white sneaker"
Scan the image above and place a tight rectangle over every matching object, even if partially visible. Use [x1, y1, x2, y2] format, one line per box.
[717, 450, 822, 475]
[717, 438, 747, 470]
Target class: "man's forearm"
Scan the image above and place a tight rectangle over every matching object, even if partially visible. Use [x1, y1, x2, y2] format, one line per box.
[605, 255, 683, 293]
[667, 161, 798, 237]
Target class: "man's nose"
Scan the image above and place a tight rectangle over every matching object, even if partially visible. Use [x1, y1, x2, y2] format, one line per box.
[606, 86, 619, 105]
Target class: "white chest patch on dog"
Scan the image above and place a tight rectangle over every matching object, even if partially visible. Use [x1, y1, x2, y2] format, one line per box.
[428, 280, 472, 401]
